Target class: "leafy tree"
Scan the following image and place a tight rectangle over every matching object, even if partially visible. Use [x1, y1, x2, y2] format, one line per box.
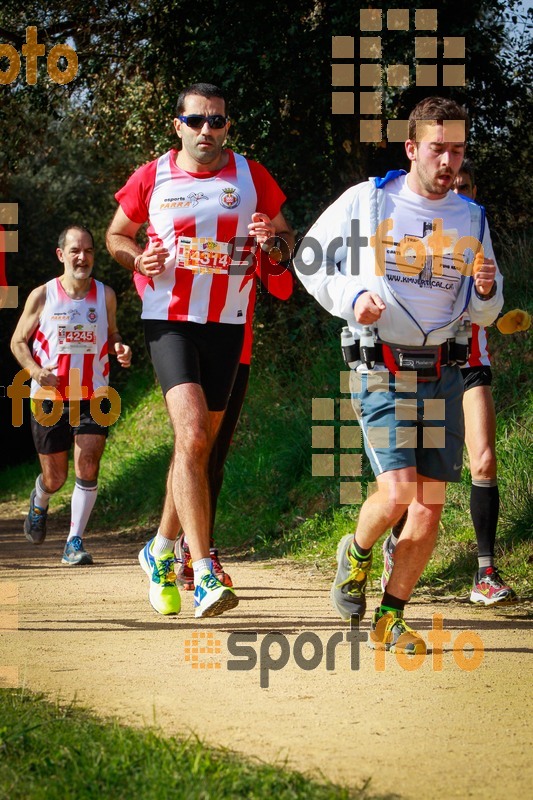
[0, 0, 531, 466]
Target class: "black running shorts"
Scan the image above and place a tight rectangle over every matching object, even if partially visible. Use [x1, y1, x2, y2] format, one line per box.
[143, 320, 245, 411]
[461, 365, 493, 391]
[30, 399, 109, 455]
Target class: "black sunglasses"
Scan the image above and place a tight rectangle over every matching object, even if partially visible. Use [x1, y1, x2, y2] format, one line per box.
[178, 114, 228, 130]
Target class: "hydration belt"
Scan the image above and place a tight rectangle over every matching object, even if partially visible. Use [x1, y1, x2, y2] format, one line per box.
[378, 341, 453, 381]
[345, 339, 468, 381]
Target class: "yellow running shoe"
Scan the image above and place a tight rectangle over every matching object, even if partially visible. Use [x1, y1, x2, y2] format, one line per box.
[368, 608, 426, 655]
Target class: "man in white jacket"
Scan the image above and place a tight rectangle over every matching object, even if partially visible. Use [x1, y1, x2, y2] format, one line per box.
[295, 97, 503, 656]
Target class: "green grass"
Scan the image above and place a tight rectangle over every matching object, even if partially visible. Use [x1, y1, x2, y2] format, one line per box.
[0, 689, 390, 800]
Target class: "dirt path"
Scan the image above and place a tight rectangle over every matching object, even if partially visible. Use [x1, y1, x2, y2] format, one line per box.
[1, 502, 532, 800]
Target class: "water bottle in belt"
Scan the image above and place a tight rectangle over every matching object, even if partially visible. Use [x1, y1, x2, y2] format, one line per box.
[341, 327, 360, 370]
[360, 326, 376, 369]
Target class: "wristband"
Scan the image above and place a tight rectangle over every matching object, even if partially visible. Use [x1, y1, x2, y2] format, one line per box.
[133, 254, 143, 273]
[352, 289, 368, 309]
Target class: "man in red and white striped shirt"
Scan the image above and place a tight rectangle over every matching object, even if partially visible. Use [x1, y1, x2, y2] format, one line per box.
[11, 225, 132, 565]
[132, 245, 294, 590]
[106, 82, 294, 619]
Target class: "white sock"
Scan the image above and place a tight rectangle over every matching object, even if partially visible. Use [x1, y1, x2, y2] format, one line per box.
[152, 530, 176, 557]
[193, 558, 213, 583]
[34, 474, 53, 510]
[68, 479, 97, 541]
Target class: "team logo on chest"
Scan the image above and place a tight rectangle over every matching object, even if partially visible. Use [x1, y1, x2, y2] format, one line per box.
[219, 186, 241, 209]
[87, 307, 98, 323]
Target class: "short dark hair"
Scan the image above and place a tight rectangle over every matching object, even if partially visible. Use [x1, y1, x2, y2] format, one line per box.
[408, 96, 470, 142]
[57, 225, 94, 250]
[458, 157, 476, 186]
[175, 83, 227, 117]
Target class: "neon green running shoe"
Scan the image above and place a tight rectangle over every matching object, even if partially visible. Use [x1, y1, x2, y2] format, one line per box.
[138, 539, 181, 616]
[194, 571, 238, 619]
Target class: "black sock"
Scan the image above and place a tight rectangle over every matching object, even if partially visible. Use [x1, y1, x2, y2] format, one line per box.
[391, 509, 408, 539]
[470, 482, 499, 567]
[380, 591, 406, 614]
[351, 539, 372, 560]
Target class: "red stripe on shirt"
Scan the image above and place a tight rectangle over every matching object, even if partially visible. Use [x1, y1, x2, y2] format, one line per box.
[34, 328, 50, 358]
[168, 216, 196, 319]
[221, 151, 237, 181]
[256, 250, 294, 300]
[82, 353, 95, 398]
[240, 280, 257, 365]
[248, 160, 286, 220]
[207, 214, 239, 322]
[100, 341, 110, 378]
[57, 354, 71, 400]
[133, 271, 152, 298]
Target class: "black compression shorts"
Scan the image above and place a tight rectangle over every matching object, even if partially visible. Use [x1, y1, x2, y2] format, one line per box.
[461, 365, 493, 391]
[143, 320, 244, 411]
[30, 399, 109, 455]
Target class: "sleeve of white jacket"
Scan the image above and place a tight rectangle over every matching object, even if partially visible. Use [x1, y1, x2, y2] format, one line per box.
[466, 218, 504, 326]
[294, 183, 368, 321]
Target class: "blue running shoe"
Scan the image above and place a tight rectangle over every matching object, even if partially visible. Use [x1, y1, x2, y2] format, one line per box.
[194, 572, 238, 619]
[24, 489, 48, 545]
[62, 536, 93, 566]
[138, 539, 181, 616]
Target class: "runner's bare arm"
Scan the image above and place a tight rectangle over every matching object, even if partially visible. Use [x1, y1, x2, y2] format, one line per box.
[106, 206, 169, 277]
[271, 210, 295, 252]
[10, 286, 59, 386]
[104, 285, 132, 368]
[248, 211, 295, 260]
